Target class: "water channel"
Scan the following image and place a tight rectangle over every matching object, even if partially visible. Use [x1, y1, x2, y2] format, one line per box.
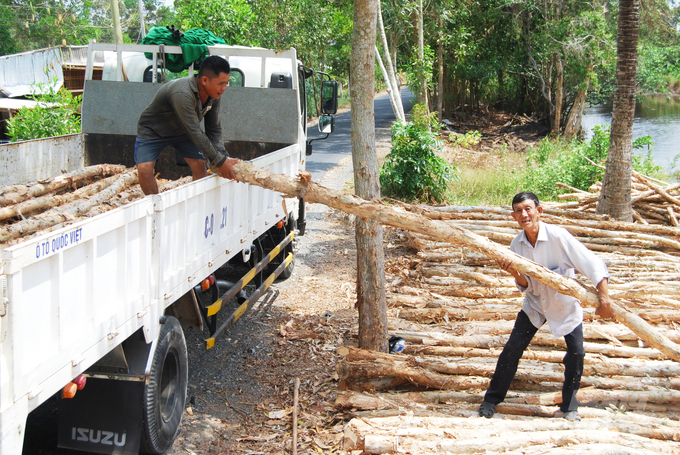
[581, 95, 680, 174]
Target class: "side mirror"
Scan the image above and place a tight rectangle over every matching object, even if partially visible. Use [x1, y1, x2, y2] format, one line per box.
[318, 115, 335, 134]
[320, 80, 338, 115]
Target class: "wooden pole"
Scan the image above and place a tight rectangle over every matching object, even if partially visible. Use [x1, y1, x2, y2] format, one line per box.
[292, 377, 300, 455]
[230, 162, 680, 362]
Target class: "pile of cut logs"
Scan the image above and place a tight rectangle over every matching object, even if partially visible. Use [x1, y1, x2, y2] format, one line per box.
[337, 202, 680, 454]
[0, 165, 189, 246]
[554, 164, 680, 226]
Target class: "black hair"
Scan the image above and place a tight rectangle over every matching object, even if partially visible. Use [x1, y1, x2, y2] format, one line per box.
[512, 191, 540, 209]
[198, 55, 231, 78]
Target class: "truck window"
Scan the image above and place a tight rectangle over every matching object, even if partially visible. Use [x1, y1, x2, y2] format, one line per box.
[229, 69, 244, 87]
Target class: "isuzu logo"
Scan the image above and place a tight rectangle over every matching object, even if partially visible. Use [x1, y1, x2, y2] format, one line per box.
[71, 427, 127, 446]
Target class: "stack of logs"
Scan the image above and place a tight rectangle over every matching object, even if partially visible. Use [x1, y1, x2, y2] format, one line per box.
[554, 165, 680, 226]
[338, 203, 680, 454]
[0, 165, 189, 246]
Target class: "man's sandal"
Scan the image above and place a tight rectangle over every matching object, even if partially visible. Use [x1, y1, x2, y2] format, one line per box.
[478, 401, 496, 418]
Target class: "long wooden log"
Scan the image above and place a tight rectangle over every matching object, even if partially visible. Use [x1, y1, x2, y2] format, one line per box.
[0, 171, 139, 243]
[232, 162, 680, 361]
[343, 416, 680, 453]
[0, 173, 124, 221]
[392, 330, 663, 358]
[0, 164, 127, 207]
[340, 346, 680, 391]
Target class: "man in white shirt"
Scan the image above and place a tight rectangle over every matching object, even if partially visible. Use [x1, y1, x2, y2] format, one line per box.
[478, 192, 614, 421]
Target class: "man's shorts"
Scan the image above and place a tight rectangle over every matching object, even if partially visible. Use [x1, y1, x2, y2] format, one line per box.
[134, 136, 206, 164]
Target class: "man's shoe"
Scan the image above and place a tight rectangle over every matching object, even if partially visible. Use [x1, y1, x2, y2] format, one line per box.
[478, 401, 496, 418]
[563, 410, 581, 421]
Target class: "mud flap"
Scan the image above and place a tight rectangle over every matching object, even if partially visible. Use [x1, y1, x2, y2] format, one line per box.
[58, 378, 144, 454]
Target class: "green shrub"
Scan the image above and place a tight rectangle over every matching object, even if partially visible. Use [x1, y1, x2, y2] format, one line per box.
[381, 119, 459, 203]
[410, 103, 441, 132]
[449, 130, 482, 147]
[7, 80, 81, 141]
[521, 125, 660, 200]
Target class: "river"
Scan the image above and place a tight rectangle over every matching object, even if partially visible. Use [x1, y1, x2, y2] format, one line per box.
[581, 95, 680, 173]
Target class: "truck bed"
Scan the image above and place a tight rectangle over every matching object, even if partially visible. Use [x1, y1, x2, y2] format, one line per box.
[0, 143, 299, 454]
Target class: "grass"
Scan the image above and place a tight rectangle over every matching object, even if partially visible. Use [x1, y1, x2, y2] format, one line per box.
[445, 158, 526, 206]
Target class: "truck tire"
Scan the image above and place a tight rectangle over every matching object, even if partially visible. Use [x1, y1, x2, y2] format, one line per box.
[140, 316, 188, 454]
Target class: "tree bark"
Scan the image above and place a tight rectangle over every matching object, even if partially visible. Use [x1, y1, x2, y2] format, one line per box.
[377, 1, 404, 121]
[351, 0, 388, 352]
[343, 415, 680, 453]
[564, 65, 591, 140]
[375, 45, 400, 121]
[0, 164, 126, 207]
[437, 23, 444, 121]
[0, 171, 138, 242]
[416, 0, 428, 107]
[596, 0, 639, 222]
[552, 54, 564, 134]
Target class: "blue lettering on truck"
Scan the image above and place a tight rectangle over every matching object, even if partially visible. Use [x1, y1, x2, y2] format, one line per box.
[204, 206, 227, 238]
[35, 227, 83, 259]
[204, 214, 214, 238]
[220, 206, 227, 229]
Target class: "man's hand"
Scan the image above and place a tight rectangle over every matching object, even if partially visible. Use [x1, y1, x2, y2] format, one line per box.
[216, 158, 240, 180]
[495, 258, 528, 288]
[595, 278, 615, 319]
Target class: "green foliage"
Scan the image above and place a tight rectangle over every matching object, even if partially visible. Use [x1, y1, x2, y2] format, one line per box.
[520, 125, 661, 200]
[637, 44, 680, 94]
[406, 45, 434, 99]
[449, 131, 482, 147]
[6, 80, 81, 142]
[410, 103, 441, 132]
[380, 120, 459, 203]
[175, 0, 255, 46]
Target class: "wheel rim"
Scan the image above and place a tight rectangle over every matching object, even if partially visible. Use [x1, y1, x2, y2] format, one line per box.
[159, 349, 179, 423]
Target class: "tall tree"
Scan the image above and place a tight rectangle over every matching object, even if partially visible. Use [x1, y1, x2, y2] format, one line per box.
[351, 0, 388, 352]
[596, 0, 640, 222]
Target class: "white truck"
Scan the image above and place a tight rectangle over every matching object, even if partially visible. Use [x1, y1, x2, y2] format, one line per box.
[0, 41, 338, 455]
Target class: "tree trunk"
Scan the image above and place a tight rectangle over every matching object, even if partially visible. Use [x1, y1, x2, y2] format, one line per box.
[564, 64, 592, 140]
[377, 2, 404, 121]
[375, 46, 401, 121]
[110, 0, 124, 44]
[351, 0, 388, 352]
[596, 0, 639, 222]
[416, 0, 427, 107]
[553, 54, 564, 134]
[437, 22, 444, 121]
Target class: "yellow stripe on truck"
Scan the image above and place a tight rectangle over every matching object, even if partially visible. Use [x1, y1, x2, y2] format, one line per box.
[205, 299, 222, 317]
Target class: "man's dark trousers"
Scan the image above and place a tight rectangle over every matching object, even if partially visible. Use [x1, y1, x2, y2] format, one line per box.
[483, 310, 585, 412]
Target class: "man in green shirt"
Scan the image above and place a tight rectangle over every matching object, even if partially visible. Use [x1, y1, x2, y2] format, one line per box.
[135, 55, 239, 194]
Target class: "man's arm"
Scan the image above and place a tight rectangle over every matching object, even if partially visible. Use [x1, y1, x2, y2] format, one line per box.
[595, 278, 615, 319]
[496, 258, 529, 288]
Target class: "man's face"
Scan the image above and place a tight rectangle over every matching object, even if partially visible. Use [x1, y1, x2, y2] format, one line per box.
[511, 199, 543, 231]
[200, 72, 230, 99]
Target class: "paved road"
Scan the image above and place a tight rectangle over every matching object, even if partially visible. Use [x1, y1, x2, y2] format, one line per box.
[305, 87, 415, 189]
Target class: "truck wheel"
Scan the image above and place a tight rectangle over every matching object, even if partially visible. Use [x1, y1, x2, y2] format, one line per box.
[140, 316, 188, 454]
